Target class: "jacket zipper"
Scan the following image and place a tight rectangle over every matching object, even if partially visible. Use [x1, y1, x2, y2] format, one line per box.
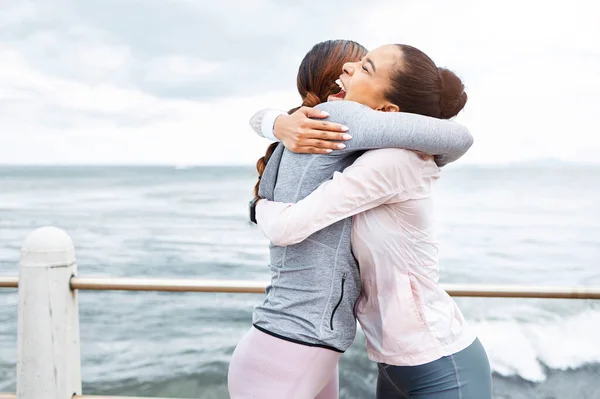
[330, 273, 346, 330]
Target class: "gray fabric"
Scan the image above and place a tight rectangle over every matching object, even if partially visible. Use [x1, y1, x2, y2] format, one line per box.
[249, 101, 474, 167]
[253, 100, 473, 352]
[376, 339, 493, 398]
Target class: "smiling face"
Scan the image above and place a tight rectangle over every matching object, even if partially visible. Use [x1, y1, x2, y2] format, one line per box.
[334, 44, 403, 112]
[296, 40, 367, 108]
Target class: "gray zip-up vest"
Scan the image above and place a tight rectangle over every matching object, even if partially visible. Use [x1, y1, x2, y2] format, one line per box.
[253, 100, 473, 352]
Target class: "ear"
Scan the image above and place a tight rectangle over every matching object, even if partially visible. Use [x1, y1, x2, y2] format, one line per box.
[376, 102, 400, 113]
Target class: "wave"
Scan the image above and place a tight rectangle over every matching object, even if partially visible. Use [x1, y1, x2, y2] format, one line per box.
[472, 309, 600, 382]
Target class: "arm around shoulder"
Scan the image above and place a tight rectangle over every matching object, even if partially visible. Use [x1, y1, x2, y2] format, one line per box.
[315, 101, 473, 166]
[256, 149, 416, 246]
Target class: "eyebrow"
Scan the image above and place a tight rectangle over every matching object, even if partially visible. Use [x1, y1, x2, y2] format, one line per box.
[366, 58, 376, 73]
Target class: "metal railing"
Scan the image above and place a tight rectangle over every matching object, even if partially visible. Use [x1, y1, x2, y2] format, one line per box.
[0, 276, 17, 288]
[2, 226, 599, 399]
[2, 275, 600, 299]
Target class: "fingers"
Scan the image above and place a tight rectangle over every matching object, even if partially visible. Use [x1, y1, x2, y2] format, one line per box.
[296, 117, 349, 133]
[294, 146, 335, 155]
[285, 129, 351, 154]
[282, 108, 353, 154]
[307, 119, 349, 132]
[289, 136, 347, 154]
[296, 107, 349, 132]
[305, 129, 351, 141]
[298, 106, 329, 119]
[302, 139, 347, 151]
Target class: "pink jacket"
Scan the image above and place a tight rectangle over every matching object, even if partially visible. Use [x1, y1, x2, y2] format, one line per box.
[257, 148, 476, 366]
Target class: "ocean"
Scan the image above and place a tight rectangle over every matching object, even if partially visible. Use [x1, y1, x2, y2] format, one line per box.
[0, 164, 599, 398]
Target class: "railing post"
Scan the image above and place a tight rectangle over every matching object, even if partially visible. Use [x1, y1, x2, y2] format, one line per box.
[16, 227, 82, 399]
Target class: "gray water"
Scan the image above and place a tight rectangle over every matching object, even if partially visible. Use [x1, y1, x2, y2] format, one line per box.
[1, 164, 599, 398]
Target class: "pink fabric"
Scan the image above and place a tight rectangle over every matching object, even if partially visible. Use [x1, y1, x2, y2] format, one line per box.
[257, 149, 476, 366]
[228, 327, 341, 399]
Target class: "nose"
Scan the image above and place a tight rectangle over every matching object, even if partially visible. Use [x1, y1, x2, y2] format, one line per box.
[342, 61, 356, 76]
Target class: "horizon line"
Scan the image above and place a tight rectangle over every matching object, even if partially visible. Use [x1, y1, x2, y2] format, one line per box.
[0, 159, 598, 168]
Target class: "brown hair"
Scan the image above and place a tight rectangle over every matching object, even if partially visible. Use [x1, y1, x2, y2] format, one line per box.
[385, 44, 467, 120]
[254, 40, 368, 197]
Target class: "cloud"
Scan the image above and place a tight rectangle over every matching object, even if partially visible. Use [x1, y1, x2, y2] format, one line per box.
[143, 56, 221, 85]
[350, 0, 600, 164]
[0, 0, 598, 165]
[0, 0, 370, 99]
[0, 46, 300, 165]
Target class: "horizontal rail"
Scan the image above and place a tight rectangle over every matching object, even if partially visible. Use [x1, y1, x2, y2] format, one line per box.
[443, 284, 600, 299]
[1, 275, 600, 299]
[71, 277, 268, 293]
[0, 276, 17, 288]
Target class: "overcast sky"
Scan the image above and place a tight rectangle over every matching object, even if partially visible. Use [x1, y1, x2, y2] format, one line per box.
[0, 0, 598, 165]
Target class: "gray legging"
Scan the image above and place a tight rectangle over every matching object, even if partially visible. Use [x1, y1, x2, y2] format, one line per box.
[376, 339, 493, 399]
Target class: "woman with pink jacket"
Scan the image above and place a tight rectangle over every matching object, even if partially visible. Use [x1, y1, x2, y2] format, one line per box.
[251, 43, 492, 398]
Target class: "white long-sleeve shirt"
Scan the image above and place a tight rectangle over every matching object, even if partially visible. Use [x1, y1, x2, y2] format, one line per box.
[257, 148, 476, 365]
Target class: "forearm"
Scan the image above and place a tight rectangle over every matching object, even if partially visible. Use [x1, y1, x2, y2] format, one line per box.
[316, 101, 473, 166]
[257, 193, 393, 246]
[256, 152, 406, 246]
[256, 199, 317, 246]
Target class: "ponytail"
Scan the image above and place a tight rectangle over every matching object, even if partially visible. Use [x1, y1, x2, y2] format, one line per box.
[253, 101, 309, 197]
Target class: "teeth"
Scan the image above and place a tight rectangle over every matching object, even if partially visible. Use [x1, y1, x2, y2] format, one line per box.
[335, 79, 344, 90]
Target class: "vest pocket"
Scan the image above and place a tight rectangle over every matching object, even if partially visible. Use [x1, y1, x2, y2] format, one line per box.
[330, 273, 346, 330]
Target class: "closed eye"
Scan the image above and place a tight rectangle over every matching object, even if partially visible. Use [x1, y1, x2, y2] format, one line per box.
[362, 65, 369, 73]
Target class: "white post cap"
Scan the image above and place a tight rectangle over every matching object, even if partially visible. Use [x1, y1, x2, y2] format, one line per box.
[20, 226, 75, 268]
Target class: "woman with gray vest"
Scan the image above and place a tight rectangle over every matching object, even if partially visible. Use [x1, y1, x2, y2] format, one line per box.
[228, 41, 489, 399]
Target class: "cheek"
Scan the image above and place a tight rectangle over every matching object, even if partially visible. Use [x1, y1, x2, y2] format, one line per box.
[370, 81, 388, 101]
[351, 76, 369, 94]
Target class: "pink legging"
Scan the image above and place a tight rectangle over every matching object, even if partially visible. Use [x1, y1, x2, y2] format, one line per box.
[228, 327, 341, 399]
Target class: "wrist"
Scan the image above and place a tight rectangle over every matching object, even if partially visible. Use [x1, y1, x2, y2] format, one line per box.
[261, 110, 286, 142]
[272, 116, 283, 140]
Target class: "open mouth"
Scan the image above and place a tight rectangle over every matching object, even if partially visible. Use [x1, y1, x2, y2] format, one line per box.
[329, 79, 346, 101]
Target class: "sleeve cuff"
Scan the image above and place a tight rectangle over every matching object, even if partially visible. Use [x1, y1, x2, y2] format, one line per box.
[255, 199, 270, 227]
[261, 110, 287, 142]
